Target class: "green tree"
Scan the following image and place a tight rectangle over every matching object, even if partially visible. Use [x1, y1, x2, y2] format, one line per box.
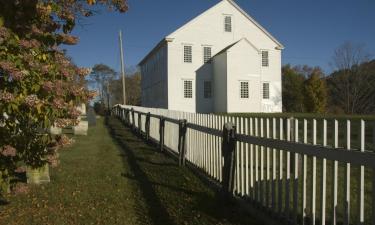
[282, 65, 306, 112]
[88, 64, 117, 108]
[110, 71, 141, 106]
[304, 68, 328, 113]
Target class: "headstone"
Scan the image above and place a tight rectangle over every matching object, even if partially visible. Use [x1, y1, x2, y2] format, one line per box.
[26, 164, 50, 184]
[73, 120, 88, 136]
[77, 103, 87, 116]
[49, 126, 62, 135]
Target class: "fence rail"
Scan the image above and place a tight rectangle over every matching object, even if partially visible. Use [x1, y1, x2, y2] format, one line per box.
[113, 105, 375, 225]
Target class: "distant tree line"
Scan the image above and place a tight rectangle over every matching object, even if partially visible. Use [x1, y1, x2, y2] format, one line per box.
[88, 63, 141, 114]
[88, 42, 374, 116]
[282, 42, 375, 114]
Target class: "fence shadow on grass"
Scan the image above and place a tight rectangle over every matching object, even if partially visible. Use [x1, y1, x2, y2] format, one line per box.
[106, 116, 176, 225]
[106, 116, 276, 225]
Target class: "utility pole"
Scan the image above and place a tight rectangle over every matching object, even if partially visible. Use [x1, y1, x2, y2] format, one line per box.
[106, 80, 110, 111]
[119, 30, 126, 105]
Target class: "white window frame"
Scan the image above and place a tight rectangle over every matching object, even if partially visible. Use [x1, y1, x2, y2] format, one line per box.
[239, 81, 249, 99]
[203, 80, 212, 99]
[202, 46, 212, 64]
[183, 45, 193, 63]
[261, 50, 269, 67]
[224, 15, 232, 32]
[183, 79, 193, 99]
[263, 82, 270, 99]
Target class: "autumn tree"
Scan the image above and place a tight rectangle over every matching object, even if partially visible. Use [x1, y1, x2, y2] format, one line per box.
[304, 68, 328, 113]
[0, 0, 127, 193]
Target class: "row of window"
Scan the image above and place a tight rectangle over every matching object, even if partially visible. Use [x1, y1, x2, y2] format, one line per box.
[184, 45, 212, 64]
[183, 45, 269, 66]
[183, 80, 270, 99]
[240, 81, 270, 99]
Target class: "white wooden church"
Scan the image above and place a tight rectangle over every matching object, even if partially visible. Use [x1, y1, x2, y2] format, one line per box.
[139, 0, 284, 113]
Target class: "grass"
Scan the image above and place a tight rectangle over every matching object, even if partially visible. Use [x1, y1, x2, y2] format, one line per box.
[0, 117, 279, 225]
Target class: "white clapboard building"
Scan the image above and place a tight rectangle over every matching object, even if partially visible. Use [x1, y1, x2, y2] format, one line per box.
[139, 0, 284, 113]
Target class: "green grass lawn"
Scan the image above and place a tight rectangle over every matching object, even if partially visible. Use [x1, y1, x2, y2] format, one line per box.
[0, 117, 279, 225]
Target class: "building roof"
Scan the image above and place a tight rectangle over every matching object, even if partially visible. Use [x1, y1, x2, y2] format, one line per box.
[138, 0, 284, 66]
[212, 38, 260, 59]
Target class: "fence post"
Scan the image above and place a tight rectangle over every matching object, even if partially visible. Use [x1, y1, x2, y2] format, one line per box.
[121, 108, 125, 121]
[138, 113, 142, 136]
[222, 122, 236, 195]
[131, 108, 135, 130]
[145, 112, 151, 141]
[115, 106, 119, 117]
[124, 109, 129, 125]
[159, 117, 165, 152]
[178, 119, 188, 166]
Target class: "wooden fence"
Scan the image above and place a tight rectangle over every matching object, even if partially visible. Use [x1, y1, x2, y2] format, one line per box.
[112, 105, 375, 225]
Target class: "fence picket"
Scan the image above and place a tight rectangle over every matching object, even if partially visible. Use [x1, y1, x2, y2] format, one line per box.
[293, 119, 299, 224]
[236, 117, 240, 194]
[250, 118, 254, 200]
[311, 119, 317, 225]
[278, 118, 284, 214]
[241, 117, 245, 196]
[255, 118, 259, 202]
[321, 119, 327, 225]
[272, 118, 277, 212]
[358, 120, 365, 224]
[286, 118, 291, 217]
[344, 120, 351, 225]
[245, 117, 249, 196]
[302, 119, 307, 225]
[332, 120, 339, 225]
[260, 118, 265, 206]
[266, 118, 270, 207]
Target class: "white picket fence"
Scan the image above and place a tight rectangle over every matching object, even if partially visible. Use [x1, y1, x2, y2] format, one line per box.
[114, 105, 375, 225]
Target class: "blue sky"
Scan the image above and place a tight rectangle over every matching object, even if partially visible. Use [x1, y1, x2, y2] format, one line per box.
[65, 0, 375, 74]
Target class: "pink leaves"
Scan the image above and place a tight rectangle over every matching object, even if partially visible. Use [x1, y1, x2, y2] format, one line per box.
[52, 98, 65, 110]
[42, 81, 54, 92]
[0, 61, 25, 81]
[24, 95, 40, 107]
[1, 145, 17, 157]
[0, 91, 14, 103]
[19, 39, 41, 49]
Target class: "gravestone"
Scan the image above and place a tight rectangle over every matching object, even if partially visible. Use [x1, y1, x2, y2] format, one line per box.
[26, 164, 50, 184]
[73, 120, 88, 136]
[49, 126, 62, 135]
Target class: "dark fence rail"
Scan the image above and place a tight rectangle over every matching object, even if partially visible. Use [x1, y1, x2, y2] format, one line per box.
[113, 105, 375, 225]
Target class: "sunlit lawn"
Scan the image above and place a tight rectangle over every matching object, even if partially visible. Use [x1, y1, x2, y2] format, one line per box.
[0, 117, 280, 225]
